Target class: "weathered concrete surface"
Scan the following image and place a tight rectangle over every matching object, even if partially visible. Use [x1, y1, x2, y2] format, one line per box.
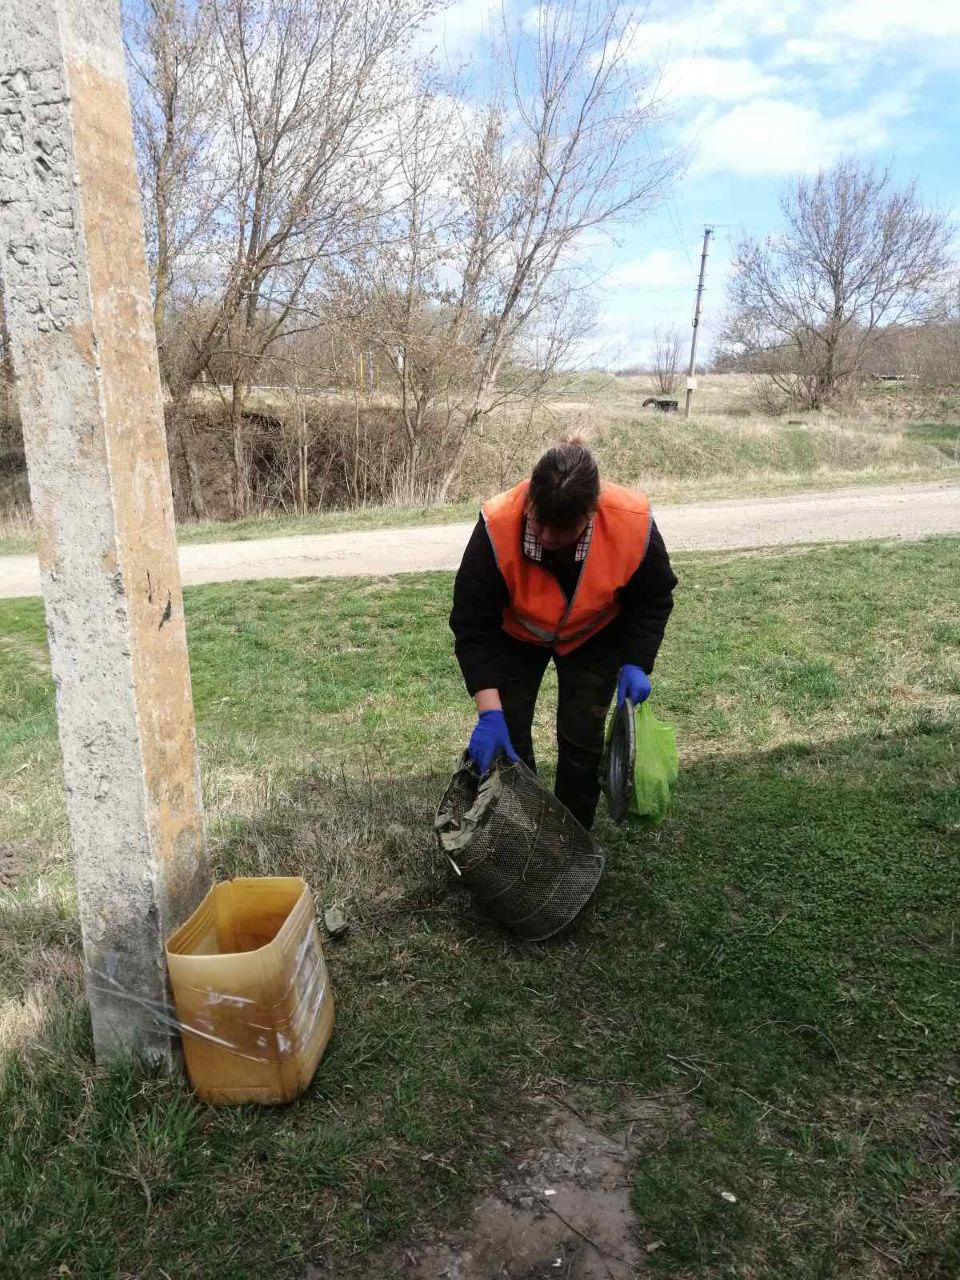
[3, 480, 958, 598]
[0, 0, 208, 1062]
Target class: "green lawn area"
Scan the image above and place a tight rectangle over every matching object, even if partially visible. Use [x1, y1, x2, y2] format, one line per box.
[174, 499, 478, 547]
[903, 421, 960, 458]
[1, 539, 959, 1277]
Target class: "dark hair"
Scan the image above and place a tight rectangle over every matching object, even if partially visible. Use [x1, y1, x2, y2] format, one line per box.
[528, 440, 600, 531]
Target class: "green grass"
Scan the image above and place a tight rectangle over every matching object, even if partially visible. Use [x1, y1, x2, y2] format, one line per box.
[592, 413, 960, 493]
[1, 539, 959, 1276]
[176, 500, 477, 546]
[904, 421, 960, 460]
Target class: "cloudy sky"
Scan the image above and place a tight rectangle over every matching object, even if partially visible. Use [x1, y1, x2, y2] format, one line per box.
[427, 0, 960, 368]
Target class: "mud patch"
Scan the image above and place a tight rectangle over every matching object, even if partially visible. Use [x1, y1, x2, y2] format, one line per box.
[0, 840, 39, 889]
[355, 1095, 680, 1280]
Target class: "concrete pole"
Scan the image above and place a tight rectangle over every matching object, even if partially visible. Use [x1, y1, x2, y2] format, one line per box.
[0, 0, 209, 1064]
[683, 225, 713, 418]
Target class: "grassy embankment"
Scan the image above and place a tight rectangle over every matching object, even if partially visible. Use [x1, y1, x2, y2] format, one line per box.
[1, 375, 958, 555]
[1, 537, 958, 1276]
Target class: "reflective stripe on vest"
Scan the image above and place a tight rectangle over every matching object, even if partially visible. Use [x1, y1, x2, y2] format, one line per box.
[481, 479, 652, 655]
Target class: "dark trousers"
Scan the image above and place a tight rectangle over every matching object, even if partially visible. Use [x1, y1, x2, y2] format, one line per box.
[498, 624, 622, 829]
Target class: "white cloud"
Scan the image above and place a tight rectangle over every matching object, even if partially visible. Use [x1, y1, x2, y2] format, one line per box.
[628, 0, 960, 82]
[414, 0, 499, 60]
[607, 236, 732, 296]
[659, 55, 783, 103]
[621, 0, 937, 178]
[629, 17, 743, 58]
[817, 0, 960, 42]
[774, 37, 847, 67]
[520, 3, 561, 35]
[770, 0, 960, 69]
[689, 91, 914, 177]
[627, 1, 798, 60]
[607, 249, 689, 291]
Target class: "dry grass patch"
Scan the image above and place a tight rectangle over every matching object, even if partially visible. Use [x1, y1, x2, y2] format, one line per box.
[0, 501, 35, 556]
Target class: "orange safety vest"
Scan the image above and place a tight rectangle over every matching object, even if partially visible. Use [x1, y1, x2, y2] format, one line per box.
[481, 479, 652, 655]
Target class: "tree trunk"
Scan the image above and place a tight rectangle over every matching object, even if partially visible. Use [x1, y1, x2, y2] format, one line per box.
[153, 186, 168, 346]
[167, 408, 207, 522]
[231, 378, 247, 518]
[436, 420, 475, 503]
[351, 378, 362, 506]
[182, 416, 207, 521]
[298, 405, 308, 515]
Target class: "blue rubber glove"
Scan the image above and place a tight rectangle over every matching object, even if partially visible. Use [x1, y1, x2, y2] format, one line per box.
[467, 710, 520, 774]
[617, 663, 651, 708]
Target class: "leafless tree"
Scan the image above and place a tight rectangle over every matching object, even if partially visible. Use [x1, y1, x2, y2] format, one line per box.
[125, 0, 228, 516]
[913, 284, 960, 387]
[651, 324, 682, 395]
[922, 325, 960, 388]
[358, 0, 676, 498]
[722, 158, 953, 409]
[125, 0, 675, 515]
[128, 0, 436, 516]
[124, 0, 222, 376]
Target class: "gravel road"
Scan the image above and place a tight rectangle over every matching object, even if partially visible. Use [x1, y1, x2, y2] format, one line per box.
[1, 481, 957, 600]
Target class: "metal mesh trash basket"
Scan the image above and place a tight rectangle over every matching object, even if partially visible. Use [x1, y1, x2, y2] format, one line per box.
[434, 757, 606, 941]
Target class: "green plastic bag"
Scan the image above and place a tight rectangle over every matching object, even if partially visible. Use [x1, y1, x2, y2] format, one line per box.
[628, 702, 679, 824]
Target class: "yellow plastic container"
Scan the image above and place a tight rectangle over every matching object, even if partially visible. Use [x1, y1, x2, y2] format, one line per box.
[165, 877, 334, 1105]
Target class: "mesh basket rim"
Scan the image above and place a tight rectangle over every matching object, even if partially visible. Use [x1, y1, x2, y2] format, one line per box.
[434, 757, 606, 940]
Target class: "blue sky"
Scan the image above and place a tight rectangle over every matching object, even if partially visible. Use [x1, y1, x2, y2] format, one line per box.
[425, 0, 960, 368]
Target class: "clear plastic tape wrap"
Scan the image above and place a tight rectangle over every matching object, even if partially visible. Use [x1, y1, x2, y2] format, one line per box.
[90, 926, 329, 1065]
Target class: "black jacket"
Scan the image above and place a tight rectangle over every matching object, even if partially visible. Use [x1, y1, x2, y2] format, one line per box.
[450, 514, 677, 695]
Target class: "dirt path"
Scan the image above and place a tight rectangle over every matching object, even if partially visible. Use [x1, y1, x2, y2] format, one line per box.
[1, 481, 958, 599]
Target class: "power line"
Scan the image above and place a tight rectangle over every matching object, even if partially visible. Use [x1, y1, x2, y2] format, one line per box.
[642, 127, 694, 269]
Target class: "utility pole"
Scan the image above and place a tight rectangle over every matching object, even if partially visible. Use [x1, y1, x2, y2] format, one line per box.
[684, 225, 713, 418]
[0, 0, 209, 1064]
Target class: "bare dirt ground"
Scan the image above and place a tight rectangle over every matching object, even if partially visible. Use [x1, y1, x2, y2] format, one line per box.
[0, 840, 40, 889]
[321, 1094, 690, 1280]
[1, 480, 958, 599]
